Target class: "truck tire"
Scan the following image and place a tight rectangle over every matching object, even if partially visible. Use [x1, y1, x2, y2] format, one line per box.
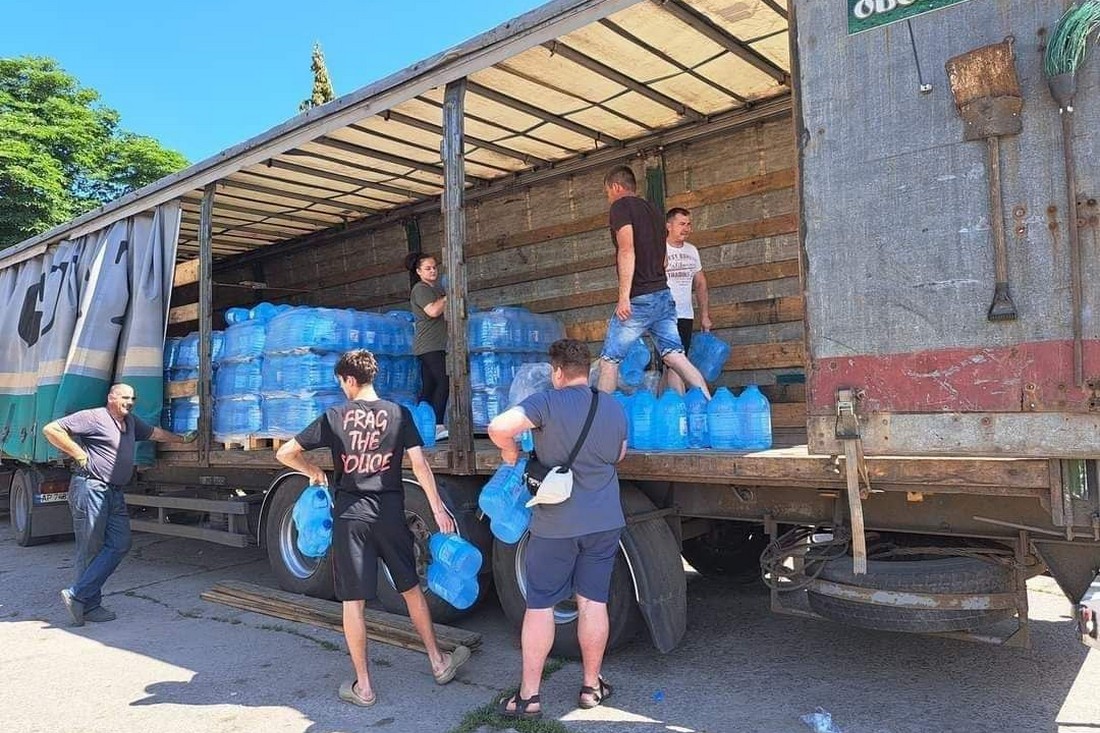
[264, 475, 335, 599]
[807, 553, 1017, 633]
[11, 468, 50, 547]
[681, 521, 769, 584]
[492, 532, 644, 659]
[374, 478, 486, 624]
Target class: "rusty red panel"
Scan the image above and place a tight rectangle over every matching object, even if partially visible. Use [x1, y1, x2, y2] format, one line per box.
[809, 340, 1100, 414]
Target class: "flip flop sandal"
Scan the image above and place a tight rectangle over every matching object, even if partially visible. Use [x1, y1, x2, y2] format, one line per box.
[578, 676, 613, 709]
[496, 692, 543, 720]
[338, 680, 377, 707]
[433, 645, 472, 685]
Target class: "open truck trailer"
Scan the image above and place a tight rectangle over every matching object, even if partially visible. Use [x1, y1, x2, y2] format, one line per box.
[4, 0, 1100, 656]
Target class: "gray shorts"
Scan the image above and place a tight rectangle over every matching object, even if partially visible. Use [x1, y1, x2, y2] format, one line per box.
[524, 528, 623, 609]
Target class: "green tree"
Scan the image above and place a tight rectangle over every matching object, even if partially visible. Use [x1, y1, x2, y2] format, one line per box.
[299, 42, 336, 112]
[0, 56, 188, 249]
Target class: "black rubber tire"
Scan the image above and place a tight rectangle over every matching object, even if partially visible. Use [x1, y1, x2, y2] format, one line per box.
[492, 532, 644, 659]
[264, 475, 335, 599]
[11, 469, 49, 547]
[807, 553, 1017, 633]
[681, 521, 769, 584]
[374, 479, 484, 624]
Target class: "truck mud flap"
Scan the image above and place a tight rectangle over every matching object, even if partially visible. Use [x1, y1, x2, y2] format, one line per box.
[620, 484, 687, 654]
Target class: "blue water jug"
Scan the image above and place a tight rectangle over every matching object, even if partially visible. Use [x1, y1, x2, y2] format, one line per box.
[736, 384, 773, 451]
[631, 391, 658, 450]
[707, 387, 738, 450]
[491, 503, 532, 545]
[224, 306, 251, 325]
[656, 390, 688, 450]
[176, 333, 200, 368]
[426, 562, 479, 610]
[518, 429, 535, 453]
[684, 387, 709, 449]
[620, 338, 650, 388]
[292, 484, 333, 557]
[478, 459, 531, 543]
[222, 319, 266, 362]
[249, 302, 279, 323]
[169, 397, 200, 433]
[214, 358, 263, 398]
[163, 337, 181, 370]
[612, 391, 635, 448]
[415, 401, 437, 448]
[213, 394, 263, 439]
[688, 331, 731, 383]
[428, 533, 483, 576]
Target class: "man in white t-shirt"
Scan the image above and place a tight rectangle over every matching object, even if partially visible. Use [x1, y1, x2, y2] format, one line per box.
[664, 207, 711, 394]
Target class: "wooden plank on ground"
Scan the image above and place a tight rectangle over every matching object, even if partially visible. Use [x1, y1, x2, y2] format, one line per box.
[202, 580, 480, 654]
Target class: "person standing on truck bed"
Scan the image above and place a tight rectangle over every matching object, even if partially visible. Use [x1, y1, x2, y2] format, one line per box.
[487, 338, 628, 720]
[42, 384, 196, 626]
[664, 206, 711, 395]
[596, 166, 710, 399]
[274, 349, 471, 708]
[406, 251, 449, 441]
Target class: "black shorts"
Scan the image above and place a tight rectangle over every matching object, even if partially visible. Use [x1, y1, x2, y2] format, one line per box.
[524, 528, 623, 609]
[676, 318, 694, 356]
[332, 513, 420, 601]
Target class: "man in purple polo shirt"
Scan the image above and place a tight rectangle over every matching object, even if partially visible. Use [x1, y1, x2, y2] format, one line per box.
[43, 383, 194, 626]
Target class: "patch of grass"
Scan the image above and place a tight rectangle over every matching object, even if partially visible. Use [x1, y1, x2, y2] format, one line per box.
[258, 623, 342, 652]
[541, 657, 566, 680]
[449, 699, 571, 733]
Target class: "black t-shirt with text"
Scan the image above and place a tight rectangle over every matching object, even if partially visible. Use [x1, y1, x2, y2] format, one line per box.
[609, 195, 667, 298]
[295, 399, 422, 521]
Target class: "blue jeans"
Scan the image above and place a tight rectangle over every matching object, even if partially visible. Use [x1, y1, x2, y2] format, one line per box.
[68, 474, 132, 610]
[600, 289, 684, 362]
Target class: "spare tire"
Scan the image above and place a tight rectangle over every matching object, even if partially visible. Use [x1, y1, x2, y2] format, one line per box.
[806, 553, 1017, 633]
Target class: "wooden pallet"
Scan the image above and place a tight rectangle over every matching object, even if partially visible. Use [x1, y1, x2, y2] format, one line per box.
[216, 437, 274, 452]
[201, 580, 481, 654]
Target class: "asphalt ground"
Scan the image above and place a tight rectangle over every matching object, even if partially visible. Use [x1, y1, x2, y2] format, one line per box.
[1, 522, 1098, 733]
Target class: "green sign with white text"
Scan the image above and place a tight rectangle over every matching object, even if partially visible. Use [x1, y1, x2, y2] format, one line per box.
[848, 0, 972, 35]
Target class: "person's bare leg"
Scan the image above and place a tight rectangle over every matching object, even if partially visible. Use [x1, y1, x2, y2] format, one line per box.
[402, 586, 449, 674]
[662, 352, 710, 398]
[665, 367, 686, 395]
[597, 358, 619, 394]
[502, 607, 554, 713]
[342, 600, 376, 700]
[577, 595, 610, 703]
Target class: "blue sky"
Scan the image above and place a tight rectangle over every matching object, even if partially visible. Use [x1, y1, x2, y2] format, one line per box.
[2, 0, 543, 163]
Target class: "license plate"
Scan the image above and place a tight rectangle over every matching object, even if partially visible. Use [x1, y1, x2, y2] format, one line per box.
[36, 492, 69, 504]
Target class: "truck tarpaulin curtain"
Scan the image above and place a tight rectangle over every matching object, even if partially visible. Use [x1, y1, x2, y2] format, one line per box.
[0, 201, 181, 464]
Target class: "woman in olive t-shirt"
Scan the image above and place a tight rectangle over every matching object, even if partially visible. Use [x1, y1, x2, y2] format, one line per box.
[406, 252, 449, 440]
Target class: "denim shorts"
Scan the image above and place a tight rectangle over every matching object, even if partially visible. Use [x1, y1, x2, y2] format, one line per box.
[600, 289, 684, 362]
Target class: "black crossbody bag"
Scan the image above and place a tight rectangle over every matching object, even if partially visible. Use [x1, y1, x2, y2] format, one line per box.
[523, 387, 600, 496]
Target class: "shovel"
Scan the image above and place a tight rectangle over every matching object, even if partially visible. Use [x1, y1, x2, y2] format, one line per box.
[946, 38, 1024, 321]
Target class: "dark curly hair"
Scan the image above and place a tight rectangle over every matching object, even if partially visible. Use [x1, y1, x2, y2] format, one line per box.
[334, 349, 379, 386]
[548, 339, 591, 379]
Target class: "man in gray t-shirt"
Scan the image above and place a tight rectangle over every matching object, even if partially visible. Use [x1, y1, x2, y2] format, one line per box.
[488, 339, 627, 720]
[43, 383, 194, 626]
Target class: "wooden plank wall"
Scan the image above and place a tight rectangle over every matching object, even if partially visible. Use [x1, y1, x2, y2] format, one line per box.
[168, 116, 806, 428]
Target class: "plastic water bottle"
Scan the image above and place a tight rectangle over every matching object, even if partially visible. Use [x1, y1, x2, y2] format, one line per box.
[222, 319, 266, 361]
[249, 301, 279, 323]
[707, 387, 738, 450]
[736, 384, 773, 451]
[224, 306, 251, 325]
[620, 338, 650, 388]
[518, 429, 535, 453]
[292, 485, 333, 557]
[688, 331, 732, 383]
[415, 401, 437, 448]
[428, 533, 483, 576]
[656, 390, 688, 450]
[491, 503, 532, 545]
[478, 459, 531, 543]
[426, 562, 479, 609]
[684, 387, 709, 449]
[631, 391, 658, 450]
[612, 391, 635, 448]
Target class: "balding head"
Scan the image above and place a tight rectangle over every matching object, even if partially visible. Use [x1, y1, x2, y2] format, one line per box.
[107, 383, 136, 419]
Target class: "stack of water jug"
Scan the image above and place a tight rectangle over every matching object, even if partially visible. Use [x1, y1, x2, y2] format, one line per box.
[615, 384, 772, 451]
[161, 331, 224, 434]
[467, 307, 564, 429]
[161, 302, 424, 442]
[426, 533, 483, 609]
[292, 482, 333, 557]
[477, 457, 531, 544]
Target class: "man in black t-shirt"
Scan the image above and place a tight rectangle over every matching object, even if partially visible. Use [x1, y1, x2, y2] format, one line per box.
[275, 350, 471, 707]
[596, 165, 711, 398]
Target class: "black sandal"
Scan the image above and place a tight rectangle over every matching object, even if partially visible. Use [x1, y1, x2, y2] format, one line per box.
[497, 691, 543, 720]
[578, 676, 613, 709]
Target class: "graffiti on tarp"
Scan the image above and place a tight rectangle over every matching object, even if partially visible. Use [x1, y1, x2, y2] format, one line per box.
[848, 0, 972, 35]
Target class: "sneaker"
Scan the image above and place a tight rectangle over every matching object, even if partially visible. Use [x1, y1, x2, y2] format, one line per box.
[61, 589, 84, 627]
[84, 605, 117, 623]
[435, 425, 449, 441]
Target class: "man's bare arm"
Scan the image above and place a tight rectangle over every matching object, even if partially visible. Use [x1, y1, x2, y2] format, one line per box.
[275, 440, 328, 486]
[614, 225, 636, 321]
[694, 269, 712, 331]
[42, 422, 87, 463]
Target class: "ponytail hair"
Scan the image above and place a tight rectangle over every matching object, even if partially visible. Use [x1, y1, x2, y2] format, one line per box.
[405, 251, 434, 288]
